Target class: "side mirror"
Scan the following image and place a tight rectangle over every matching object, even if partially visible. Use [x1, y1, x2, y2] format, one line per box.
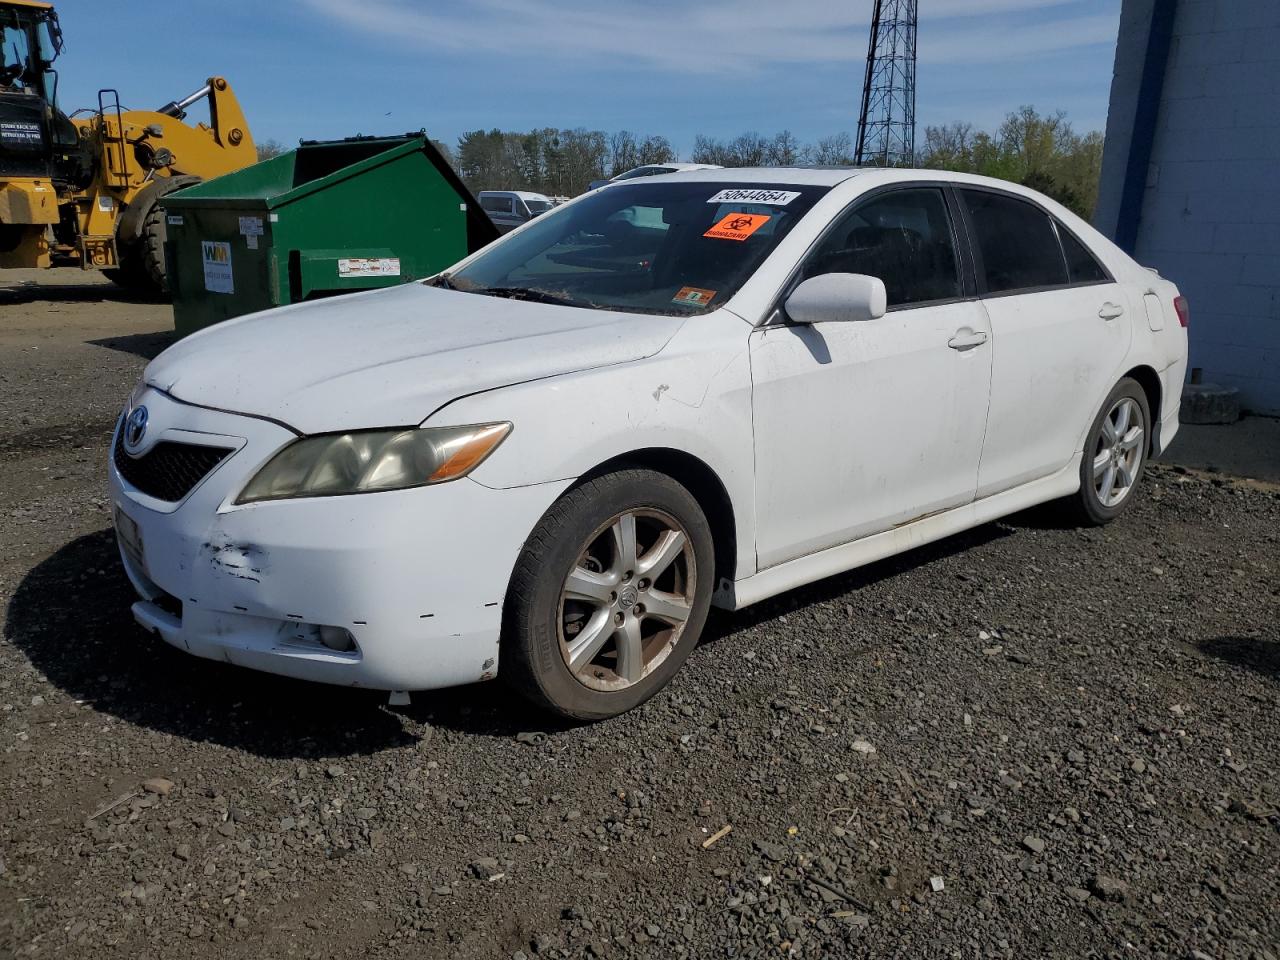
[785, 273, 887, 325]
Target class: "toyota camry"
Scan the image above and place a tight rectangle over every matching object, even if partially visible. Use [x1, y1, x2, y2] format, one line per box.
[109, 168, 1189, 719]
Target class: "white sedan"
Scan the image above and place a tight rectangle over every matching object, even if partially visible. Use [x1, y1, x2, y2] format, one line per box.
[109, 168, 1189, 719]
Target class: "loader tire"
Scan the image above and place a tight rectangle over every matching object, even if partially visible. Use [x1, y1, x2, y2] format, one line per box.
[109, 175, 201, 298]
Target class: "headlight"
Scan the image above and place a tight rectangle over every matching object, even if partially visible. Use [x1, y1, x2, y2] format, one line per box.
[236, 423, 511, 504]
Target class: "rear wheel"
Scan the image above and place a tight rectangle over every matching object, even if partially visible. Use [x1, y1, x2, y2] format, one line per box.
[1067, 377, 1150, 525]
[502, 469, 715, 721]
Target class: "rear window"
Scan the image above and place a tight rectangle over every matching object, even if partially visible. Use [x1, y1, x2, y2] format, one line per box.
[961, 189, 1068, 294]
[1058, 224, 1110, 285]
[445, 182, 829, 316]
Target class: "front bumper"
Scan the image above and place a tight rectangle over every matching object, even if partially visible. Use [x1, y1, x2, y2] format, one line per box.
[109, 387, 567, 691]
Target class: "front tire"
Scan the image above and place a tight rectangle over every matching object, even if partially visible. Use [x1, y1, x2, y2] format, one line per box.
[502, 469, 715, 721]
[109, 175, 201, 297]
[1068, 377, 1151, 525]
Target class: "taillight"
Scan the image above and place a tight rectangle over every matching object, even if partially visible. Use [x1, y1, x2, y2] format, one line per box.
[1173, 295, 1190, 328]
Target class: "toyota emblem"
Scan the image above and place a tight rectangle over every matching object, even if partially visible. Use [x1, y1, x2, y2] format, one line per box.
[124, 405, 149, 451]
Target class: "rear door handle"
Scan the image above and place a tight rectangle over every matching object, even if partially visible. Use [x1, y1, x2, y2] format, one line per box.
[948, 329, 989, 351]
[1099, 302, 1124, 320]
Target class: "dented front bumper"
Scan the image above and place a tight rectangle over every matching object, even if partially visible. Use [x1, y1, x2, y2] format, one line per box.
[108, 387, 566, 691]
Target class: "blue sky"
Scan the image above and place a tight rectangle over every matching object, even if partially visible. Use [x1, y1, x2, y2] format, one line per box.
[49, 0, 1122, 156]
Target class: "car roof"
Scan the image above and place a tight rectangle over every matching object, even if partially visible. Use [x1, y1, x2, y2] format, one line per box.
[652, 166, 1055, 193]
[478, 190, 551, 200]
[655, 167, 865, 186]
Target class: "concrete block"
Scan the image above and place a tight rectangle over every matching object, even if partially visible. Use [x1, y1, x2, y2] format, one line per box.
[1192, 342, 1278, 382]
[1174, 0, 1217, 36]
[1135, 250, 1244, 289]
[1204, 60, 1280, 96]
[1181, 383, 1241, 424]
[1160, 96, 1239, 131]
[1181, 126, 1280, 161]
[1160, 64, 1209, 100]
[1236, 95, 1280, 128]
[1136, 216, 1214, 254]
[1241, 26, 1280, 62]
[1205, 288, 1280, 326]
[1214, 1, 1280, 32]
[1170, 29, 1246, 68]
[1213, 223, 1280, 255]
[1240, 254, 1280, 286]
[1155, 159, 1274, 194]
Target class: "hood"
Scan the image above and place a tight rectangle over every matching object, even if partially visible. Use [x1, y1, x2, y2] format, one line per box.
[146, 283, 684, 434]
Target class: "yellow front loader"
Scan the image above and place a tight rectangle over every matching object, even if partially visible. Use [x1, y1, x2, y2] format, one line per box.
[0, 1, 256, 294]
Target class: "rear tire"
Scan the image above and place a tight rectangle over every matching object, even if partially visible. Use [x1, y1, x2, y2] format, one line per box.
[502, 469, 715, 721]
[1066, 377, 1151, 526]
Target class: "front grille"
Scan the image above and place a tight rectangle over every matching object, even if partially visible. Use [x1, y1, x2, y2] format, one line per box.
[113, 430, 235, 503]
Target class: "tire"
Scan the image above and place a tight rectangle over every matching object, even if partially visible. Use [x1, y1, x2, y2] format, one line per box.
[111, 175, 201, 297]
[502, 469, 715, 721]
[1066, 377, 1151, 526]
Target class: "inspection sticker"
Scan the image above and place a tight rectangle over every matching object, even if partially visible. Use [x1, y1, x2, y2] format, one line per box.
[201, 240, 234, 294]
[238, 216, 264, 237]
[704, 212, 771, 242]
[166, 215, 184, 227]
[706, 188, 800, 206]
[672, 286, 717, 307]
[338, 257, 401, 278]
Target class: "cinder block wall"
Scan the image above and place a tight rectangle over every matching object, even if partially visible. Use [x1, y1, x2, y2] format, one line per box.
[1096, 0, 1280, 414]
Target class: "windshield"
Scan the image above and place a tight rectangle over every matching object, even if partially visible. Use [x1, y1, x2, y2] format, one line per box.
[445, 181, 829, 316]
[525, 199, 553, 214]
[0, 7, 57, 98]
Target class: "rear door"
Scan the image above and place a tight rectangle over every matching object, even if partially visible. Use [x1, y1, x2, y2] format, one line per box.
[958, 188, 1132, 498]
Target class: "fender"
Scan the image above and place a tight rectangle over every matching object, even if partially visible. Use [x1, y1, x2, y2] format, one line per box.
[115, 174, 200, 246]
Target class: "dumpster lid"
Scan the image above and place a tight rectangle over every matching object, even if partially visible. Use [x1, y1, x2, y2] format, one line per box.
[160, 132, 498, 247]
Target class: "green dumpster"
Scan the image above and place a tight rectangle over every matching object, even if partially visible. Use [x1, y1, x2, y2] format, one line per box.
[160, 133, 498, 337]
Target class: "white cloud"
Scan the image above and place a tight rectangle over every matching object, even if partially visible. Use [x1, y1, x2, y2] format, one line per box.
[300, 0, 1117, 74]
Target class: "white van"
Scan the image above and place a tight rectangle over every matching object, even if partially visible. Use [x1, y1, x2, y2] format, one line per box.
[478, 191, 555, 234]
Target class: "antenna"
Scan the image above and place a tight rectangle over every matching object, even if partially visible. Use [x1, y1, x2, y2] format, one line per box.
[855, 0, 918, 167]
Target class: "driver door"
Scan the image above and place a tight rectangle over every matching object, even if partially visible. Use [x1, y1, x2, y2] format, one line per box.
[749, 186, 993, 569]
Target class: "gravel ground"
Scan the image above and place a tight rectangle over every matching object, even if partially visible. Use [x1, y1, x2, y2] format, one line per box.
[2, 271, 1279, 960]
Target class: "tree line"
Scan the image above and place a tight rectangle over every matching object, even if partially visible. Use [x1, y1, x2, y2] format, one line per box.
[257, 106, 1107, 218]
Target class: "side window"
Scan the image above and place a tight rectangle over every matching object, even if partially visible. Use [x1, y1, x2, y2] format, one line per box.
[961, 189, 1068, 293]
[480, 195, 512, 214]
[1057, 223, 1110, 285]
[798, 188, 962, 308]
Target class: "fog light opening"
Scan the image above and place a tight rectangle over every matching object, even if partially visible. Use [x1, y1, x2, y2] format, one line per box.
[319, 625, 356, 652]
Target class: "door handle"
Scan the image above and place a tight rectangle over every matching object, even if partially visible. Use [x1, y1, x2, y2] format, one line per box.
[1098, 302, 1124, 320]
[947, 329, 989, 351]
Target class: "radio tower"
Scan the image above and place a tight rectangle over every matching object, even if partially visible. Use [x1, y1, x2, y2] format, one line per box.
[855, 0, 918, 167]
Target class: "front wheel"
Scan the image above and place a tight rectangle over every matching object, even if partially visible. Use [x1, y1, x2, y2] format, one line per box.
[1068, 378, 1151, 525]
[502, 469, 715, 721]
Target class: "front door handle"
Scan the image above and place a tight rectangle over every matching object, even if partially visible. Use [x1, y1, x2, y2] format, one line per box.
[1099, 302, 1124, 320]
[948, 329, 989, 351]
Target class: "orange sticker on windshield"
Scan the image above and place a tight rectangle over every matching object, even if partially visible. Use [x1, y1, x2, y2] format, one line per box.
[704, 212, 771, 241]
[673, 286, 717, 307]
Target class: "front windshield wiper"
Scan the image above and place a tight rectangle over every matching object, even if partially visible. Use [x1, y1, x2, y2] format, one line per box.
[428, 273, 457, 290]
[467, 285, 585, 308]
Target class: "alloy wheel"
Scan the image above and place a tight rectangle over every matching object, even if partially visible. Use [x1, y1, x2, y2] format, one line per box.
[1092, 396, 1145, 508]
[557, 509, 697, 692]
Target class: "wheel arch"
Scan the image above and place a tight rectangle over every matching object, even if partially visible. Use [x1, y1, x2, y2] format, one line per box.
[574, 447, 740, 591]
[1121, 364, 1162, 453]
[115, 174, 200, 246]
